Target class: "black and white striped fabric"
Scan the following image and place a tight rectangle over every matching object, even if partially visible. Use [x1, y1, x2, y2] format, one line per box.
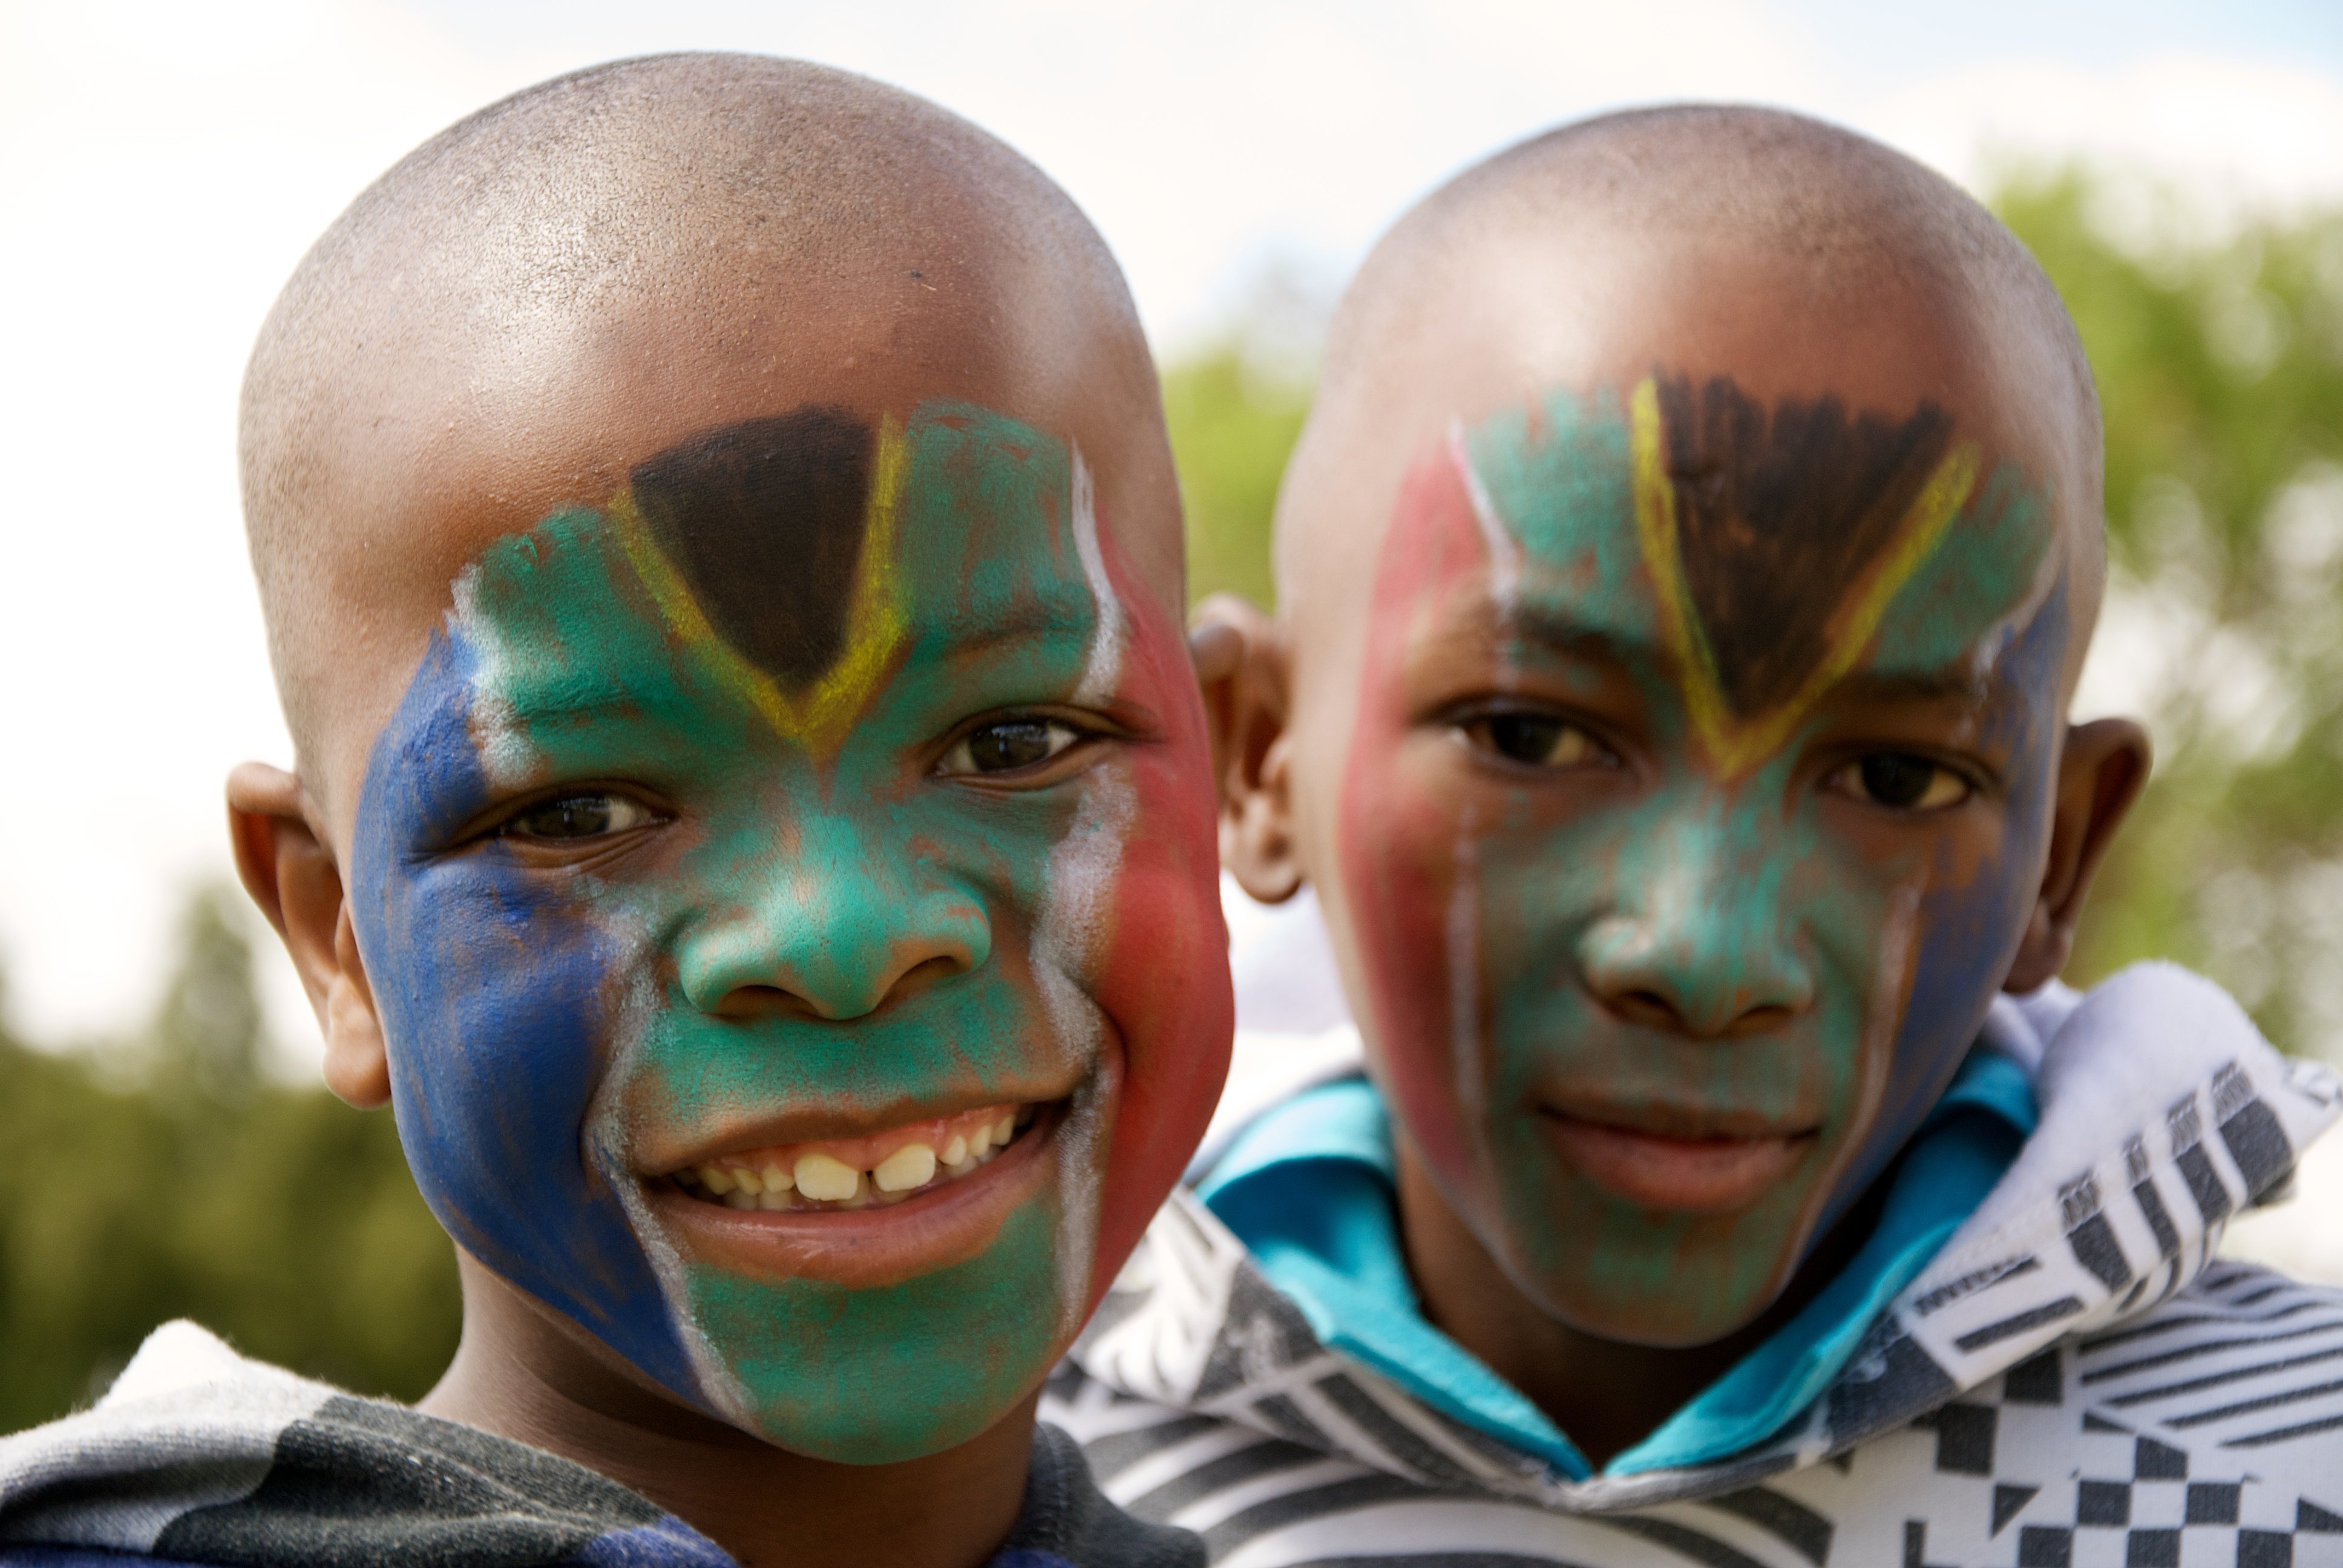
[1047, 964, 2343, 1567]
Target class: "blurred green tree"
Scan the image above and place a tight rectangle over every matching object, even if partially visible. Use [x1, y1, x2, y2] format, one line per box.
[0, 888, 459, 1430]
[1167, 343, 1311, 610]
[1996, 171, 2343, 1053]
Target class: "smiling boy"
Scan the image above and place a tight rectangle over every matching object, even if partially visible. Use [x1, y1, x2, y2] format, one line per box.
[1049, 108, 2343, 1566]
[0, 54, 1225, 1568]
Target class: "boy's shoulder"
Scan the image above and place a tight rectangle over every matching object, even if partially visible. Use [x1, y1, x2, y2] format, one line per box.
[0, 1321, 724, 1568]
[1002, 1422, 1205, 1568]
[1048, 1252, 2343, 1567]
[0, 1324, 1201, 1568]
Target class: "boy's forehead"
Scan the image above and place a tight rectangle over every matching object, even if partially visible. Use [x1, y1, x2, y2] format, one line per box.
[1293, 227, 2087, 670]
[1403, 230, 2063, 471]
[430, 403, 1106, 794]
[1421, 368, 2062, 714]
[297, 292, 1170, 822]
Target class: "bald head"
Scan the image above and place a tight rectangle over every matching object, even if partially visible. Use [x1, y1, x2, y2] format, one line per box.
[1208, 107, 2149, 1358]
[1279, 103, 2103, 670]
[242, 53, 1173, 794]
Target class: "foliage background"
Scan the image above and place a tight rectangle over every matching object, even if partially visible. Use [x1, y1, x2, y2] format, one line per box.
[0, 892, 458, 1429]
[2, 167, 2338, 1428]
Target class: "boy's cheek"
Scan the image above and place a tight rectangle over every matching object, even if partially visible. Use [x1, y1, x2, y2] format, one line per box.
[358, 850, 705, 1393]
[1080, 694, 1236, 1298]
[1092, 834, 1227, 1161]
[1332, 739, 1486, 1184]
[1824, 791, 2057, 1217]
[350, 636, 675, 1357]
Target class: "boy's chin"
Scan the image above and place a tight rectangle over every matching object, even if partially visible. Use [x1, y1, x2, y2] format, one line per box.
[1539, 1275, 1791, 1349]
[629, 1099, 1107, 1463]
[736, 1378, 1049, 1466]
[1520, 1254, 1800, 1349]
[681, 1187, 1082, 1463]
[1489, 1191, 1815, 1349]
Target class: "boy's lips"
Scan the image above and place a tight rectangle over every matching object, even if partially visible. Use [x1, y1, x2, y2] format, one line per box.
[642, 1099, 1068, 1290]
[1537, 1103, 1818, 1214]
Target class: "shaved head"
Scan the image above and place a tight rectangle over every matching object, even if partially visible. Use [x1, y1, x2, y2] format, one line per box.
[243, 51, 1174, 794]
[1279, 103, 2103, 675]
[228, 53, 1234, 1484]
[1205, 102, 2149, 1370]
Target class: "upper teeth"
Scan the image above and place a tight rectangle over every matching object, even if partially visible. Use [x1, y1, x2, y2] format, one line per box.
[795, 1152, 863, 1202]
[873, 1143, 936, 1192]
[673, 1104, 1032, 1212]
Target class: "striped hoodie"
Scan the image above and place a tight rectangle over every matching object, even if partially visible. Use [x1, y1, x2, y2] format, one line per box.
[1046, 962, 2343, 1568]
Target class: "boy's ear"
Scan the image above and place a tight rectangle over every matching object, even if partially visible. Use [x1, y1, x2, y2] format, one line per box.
[2004, 717, 2153, 994]
[226, 762, 393, 1109]
[1189, 593, 1304, 904]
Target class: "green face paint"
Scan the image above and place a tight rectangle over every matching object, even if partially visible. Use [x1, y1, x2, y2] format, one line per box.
[1335, 376, 2066, 1344]
[687, 1201, 1059, 1454]
[352, 401, 1231, 1459]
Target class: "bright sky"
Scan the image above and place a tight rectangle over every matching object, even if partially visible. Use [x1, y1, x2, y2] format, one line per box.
[2, 0, 2340, 1073]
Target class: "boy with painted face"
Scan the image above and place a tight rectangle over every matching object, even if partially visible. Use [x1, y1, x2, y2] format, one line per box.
[1050, 107, 2343, 1566]
[0, 55, 1226, 1568]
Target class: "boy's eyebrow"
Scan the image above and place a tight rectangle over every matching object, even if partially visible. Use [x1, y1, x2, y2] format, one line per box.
[470, 596, 1102, 728]
[926, 597, 1104, 660]
[1826, 667, 1996, 708]
[1495, 602, 1666, 670]
[1492, 602, 1997, 709]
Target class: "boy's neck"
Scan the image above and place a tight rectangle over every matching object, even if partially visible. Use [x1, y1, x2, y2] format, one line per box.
[1393, 1148, 1881, 1469]
[420, 1252, 1037, 1568]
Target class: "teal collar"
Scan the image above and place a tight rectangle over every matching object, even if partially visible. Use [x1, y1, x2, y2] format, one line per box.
[1195, 1052, 2038, 1480]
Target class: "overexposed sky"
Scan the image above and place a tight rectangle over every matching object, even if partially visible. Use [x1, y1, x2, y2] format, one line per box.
[2, 0, 2340, 1073]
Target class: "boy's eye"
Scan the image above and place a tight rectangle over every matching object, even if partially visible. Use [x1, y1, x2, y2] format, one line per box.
[1828, 753, 1971, 811]
[500, 793, 655, 841]
[1463, 712, 1608, 769]
[937, 719, 1084, 777]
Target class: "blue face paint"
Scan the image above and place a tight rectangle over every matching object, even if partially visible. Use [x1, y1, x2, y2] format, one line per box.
[354, 629, 698, 1391]
[1846, 572, 2070, 1215]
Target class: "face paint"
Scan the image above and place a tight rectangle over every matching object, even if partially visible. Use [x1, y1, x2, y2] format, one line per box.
[1337, 374, 2065, 1344]
[352, 401, 1229, 1459]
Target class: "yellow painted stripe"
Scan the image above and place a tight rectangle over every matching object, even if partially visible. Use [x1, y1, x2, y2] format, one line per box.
[605, 414, 911, 762]
[1631, 376, 1982, 779]
[1630, 376, 1735, 767]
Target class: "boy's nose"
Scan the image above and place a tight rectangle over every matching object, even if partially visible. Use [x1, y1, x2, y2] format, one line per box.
[1573, 818, 1815, 1039]
[676, 860, 992, 1022]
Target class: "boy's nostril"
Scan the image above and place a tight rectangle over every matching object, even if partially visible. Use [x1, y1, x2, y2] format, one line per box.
[706, 954, 970, 1023]
[1611, 990, 1685, 1030]
[1602, 990, 1800, 1039]
[708, 984, 816, 1022]
[889, 954, 968, 999]
[1725, 1004, 1798, 1037]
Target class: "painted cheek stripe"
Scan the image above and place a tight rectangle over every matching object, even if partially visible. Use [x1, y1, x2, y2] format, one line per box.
[1067, 447, 1126, 704]
[605, 414, 912, 763]
[1449, 417, 1521, 620]
[1628, 376, 1981, 778]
